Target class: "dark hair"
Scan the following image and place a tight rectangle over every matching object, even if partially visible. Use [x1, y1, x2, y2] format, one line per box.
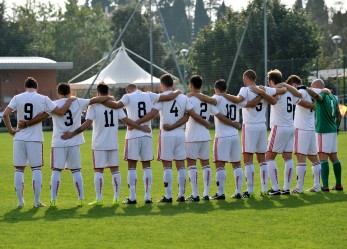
[190, 75, 203, 89]
[286, 75, 302, 85]
[160, 74, 174, 87]
[243, 70, 257, 81]
[24, 77, 38, 89]
[267, 69, 282, 85]
[97, 83, 109, 95]
[57, 83, 71, 96]
[214, 79, 227, 92]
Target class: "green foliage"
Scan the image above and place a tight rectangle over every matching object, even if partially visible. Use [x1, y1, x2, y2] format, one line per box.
[0, 130, 346, 248]
[194, 0, 210, 36]
[216, 0, 227, 20]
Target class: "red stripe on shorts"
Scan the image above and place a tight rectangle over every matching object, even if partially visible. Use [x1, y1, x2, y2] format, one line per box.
[51, 147, 54, 169]
[157, 130, 162, 160]
[294, 128, 299, 153]
[268, 125, 277, 152]
[318, 133, 322, 153]
[242, 124, 246, 153]
[92, 150, 96, 169]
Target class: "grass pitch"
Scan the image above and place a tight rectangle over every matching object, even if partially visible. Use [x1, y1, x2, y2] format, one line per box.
[0, 130, 346, 249]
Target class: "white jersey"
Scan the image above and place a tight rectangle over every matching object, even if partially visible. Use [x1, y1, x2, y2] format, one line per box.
[185, 94, 219, 142]
[51, 98, 90, 147]
[294, 87, 321, 131]
[270, 91, 298, 128]
[120, 90, 160, 139]
[238, 86, 276, 124]
[213, 95, 243, 138]
[154, 91, 193, 137]
[86, 103, 126, 150]
[8, 91, 57, 142]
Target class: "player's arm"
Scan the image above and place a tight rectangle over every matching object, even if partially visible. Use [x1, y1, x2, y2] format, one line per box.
[158, 90, 181, 102]
[186, 92, 217, 105]
[17, 112, 50, 129]
[245, 95, 262, 108]
[306, 88, 323, 102]
[215, 113, 241, 129]
[163, 113, 189, 131]
[186, 109, 210, 129]
[52, 96, 76, 116]
[2, 107, 16, 136]
[336, 104, 342, 132]
[61, 119, 93, 140]
[121, 117, 151, 133]
[102, 100, 124, 109]
[276, 83, 302, 98]
[218, 93, 244, 104]
[251, 86, 278, 105]
[297, 99, 315, 110]
[89, 96, 114, 105]
[136, 108, 159, 125]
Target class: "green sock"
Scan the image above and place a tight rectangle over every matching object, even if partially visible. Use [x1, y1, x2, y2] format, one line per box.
[333, 160, 342, 186]
[321, 160, 329, 188]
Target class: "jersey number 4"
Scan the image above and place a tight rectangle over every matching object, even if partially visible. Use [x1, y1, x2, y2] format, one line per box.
[170, 100, 179, 117]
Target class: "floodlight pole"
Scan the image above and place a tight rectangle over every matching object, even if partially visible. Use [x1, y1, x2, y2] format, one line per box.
[149, 0, 154, 91]
[264, 0, 268, 86]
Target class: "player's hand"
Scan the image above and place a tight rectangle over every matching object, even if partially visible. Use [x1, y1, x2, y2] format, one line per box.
[163, 124, 173, 131]
[249, 86, 262, 94]
[61, 131, 74, 140]
[258, 85, 265, 91]
[186, 92, 194, 98]
[17, 120, 27, 129]
[68, 96, 77, 102]
[204, 121, 211, 129]
[127, 126, 134, 131]
[141, 125, 151, 133]
[173, 89, 182, 95]
[9, 128, 16, 136]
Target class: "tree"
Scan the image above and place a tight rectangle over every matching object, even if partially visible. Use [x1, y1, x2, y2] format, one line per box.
[194, 0, 210, 36]
[170, 0, 191, 44]
[216, 1, 227, 20]
[293, 0, 303, 11]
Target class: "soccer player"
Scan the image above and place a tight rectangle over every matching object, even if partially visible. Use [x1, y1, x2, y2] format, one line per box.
[220, 70, 286, 197]
[307, 79, 343, 191]
[285, 76, 329, 193]
[184, 75, 219, 201]
[61, 83, 150, 205]
[134, 74, 210, 203]
[105, 84, 181, 204]
[2, 77, 75, 208]
[265, 69, 301, 195]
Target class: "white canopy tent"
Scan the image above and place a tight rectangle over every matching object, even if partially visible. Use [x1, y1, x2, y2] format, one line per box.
[70, 46, 161, 90]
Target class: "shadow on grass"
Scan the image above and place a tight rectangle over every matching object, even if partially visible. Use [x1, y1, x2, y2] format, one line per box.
[1, 192, 346, 222]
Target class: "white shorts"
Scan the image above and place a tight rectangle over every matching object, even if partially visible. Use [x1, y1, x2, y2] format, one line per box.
[51, 146, 81, 170]
[13, 141, 43, 167]
[92, 150, 119, 168]
[267, 126, 294, 153]
[316, 133, 337, 154]
[242, 123, 267, 154]
[294, 129, 317, 155]
[124, 137, 153, 161]
[158, 133, 186, 161]
[186, 141, 210, 160]
[213, 136, 241, 163]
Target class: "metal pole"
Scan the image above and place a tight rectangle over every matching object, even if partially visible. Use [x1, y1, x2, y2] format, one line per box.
[149, 0, 154, 91]
[336, 43, 339, 100]
[344, 55, 346, 131]
[83, 0, 142, 98]
[316, 56, 319, 79]
[264, 0, 268, 86]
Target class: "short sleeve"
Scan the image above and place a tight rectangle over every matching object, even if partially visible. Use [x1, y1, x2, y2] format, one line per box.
[120, 94, 129, 106]
[186, 97, 194, 111]
[296, 89, 306, 104]
[44, 96, 57, 112]
[238, 98, 247, 108]
[78, 98, 91, 110]
[149, 92, 160, 104]
[153, 102, 162, 111]
[117, 108, 127, 120]
[265, 86, 276, 96]
[7, 96, 17, 111]
[85, 105, 95, 121]
[238, 87, 248, 99]
[210, 104, 219, 116]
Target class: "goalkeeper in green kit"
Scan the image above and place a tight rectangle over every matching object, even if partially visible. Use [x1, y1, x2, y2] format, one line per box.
[307, 79, 343, 191]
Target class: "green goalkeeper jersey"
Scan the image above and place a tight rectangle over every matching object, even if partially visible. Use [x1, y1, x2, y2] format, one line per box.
[315, 93, 338, 133]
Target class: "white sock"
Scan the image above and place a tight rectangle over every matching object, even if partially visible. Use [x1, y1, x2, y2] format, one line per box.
[234, 167, 243, 194]
[284, 159, 294, 190]
[143, 167, 152, 200]
[188, 166, 198, 197]
[14, 169, 24, 204]
[203, 165, 211, 197]
[245, 164, 254, 193]
[177, 167, 186, 198]
[216, 167, 226, 196]
[94, 172, 104, 201]
[51, 170, 61, 201]
[32, 168, 42, 204]
[259, 162, 268, 192]
[72, 170, 84, 200]
[312, 162, 321, 189]
[164, 167, 173, 199]
[127, 169, 137, 201]
[112, 171, 121, 200]
[296, 163, 306, 190]
[267, 160, 280, 190]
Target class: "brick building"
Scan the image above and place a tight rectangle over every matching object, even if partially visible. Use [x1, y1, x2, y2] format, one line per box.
[0, 57, 73, 109]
